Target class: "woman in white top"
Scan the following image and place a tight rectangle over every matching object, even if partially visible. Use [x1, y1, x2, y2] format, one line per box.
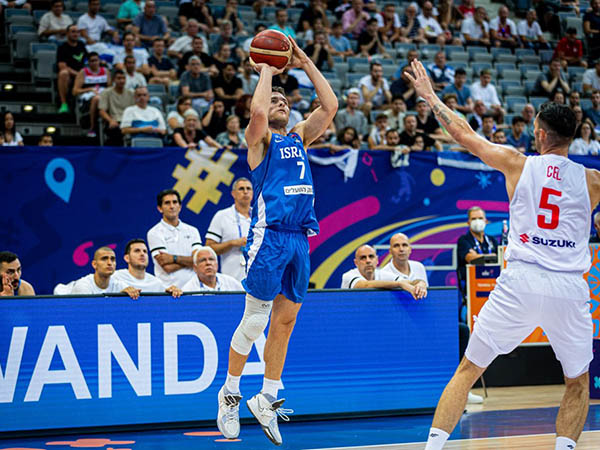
[167, 96, 192, 134]
[569, 119, 600, 155]
[0, 112, 23, 146]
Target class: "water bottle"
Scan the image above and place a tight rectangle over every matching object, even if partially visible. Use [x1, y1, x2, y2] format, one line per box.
[501, 220, 509, 245]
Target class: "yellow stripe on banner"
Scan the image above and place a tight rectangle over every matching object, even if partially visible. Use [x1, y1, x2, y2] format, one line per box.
[309, 216, 435, 289]
[249, 45, 292, 58]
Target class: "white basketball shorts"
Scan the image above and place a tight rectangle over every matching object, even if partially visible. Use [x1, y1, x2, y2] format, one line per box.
[465, 260, 593, 379]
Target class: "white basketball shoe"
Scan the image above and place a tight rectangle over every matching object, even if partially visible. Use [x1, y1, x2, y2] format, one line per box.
[217, 386, 242, 439]
[246, 392, 293, 446]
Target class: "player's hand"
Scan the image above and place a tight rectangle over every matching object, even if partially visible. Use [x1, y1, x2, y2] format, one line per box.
[0, 274, 14, 296]
[122, 286, 141, 300]
[287, 36, 311, 69]
[155, 251, 174, 266]
[405, 60, 436, 101]
[165, 285, 183, 298]
[236, 237, 247, 247]
[249, 56, 285, 75]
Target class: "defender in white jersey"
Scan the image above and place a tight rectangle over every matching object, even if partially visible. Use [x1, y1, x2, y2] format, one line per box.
[408, 61, 600, 450]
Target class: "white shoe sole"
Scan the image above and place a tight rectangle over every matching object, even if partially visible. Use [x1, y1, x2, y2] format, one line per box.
[247, 398, 282, 446]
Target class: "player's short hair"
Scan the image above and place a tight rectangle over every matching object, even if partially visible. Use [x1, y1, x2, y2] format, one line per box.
[455, 68, 467, 76]
[272, 86, 286, 97]
[0, 251, 18, 266]
[125, 239, 146, 255]
[157, 189, 181, 206]
[482, 113, 494, 121]
[537, 102, 576, 144]
[370, 62, 383, 71]
[94, 247, 114, 260]
[511, 116, 526, 126]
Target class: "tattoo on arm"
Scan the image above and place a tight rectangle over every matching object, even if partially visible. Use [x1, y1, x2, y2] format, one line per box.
[432, 103, 452, 127]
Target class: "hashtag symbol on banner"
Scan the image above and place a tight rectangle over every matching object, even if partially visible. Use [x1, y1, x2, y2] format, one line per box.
[172, 148, 238, 214]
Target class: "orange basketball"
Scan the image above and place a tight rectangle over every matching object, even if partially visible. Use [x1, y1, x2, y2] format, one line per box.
[249, 29, 292, 70]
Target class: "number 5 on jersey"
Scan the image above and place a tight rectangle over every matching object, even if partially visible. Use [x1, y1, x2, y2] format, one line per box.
[538, 187, 562, 230]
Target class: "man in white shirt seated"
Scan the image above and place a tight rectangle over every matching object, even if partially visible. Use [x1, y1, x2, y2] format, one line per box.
[147, 188, 203, 288]
[470, 69, 504, 124]
[182, 246, 244, 292]
[205, 177, 252, 282]
[340, 245, 424, 299]
[113, 238, 183, 297]
[71, 247, 140, 299]
[379, 233, 428, 298]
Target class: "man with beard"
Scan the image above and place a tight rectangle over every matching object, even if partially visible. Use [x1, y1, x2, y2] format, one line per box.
[0, 251, 35, 296]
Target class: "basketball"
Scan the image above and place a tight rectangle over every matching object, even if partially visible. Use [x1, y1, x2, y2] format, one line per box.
[249, 29, 292, 70]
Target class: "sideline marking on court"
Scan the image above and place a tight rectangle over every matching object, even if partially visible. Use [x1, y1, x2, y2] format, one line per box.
[304, 430, 600, 450]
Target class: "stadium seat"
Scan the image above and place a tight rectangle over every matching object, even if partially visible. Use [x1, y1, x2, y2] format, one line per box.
[31, 49, 57, 102]
[495, 63, 517, 74]
[506, 96, 528, 112]
[348, 56, 369, 69]
[346, 73, 363, 87]
[420, 43, 440, 59]
[444, 45, 464, 57]
[131, 137, 164, 147]
[500, 69, 522, 81]
[329, 78, 343, 92]
[524, 70, 542, 81]
[396, 42, 417, 58]
[504, 85, 526, 96]
[158, 6, 179, 25]
[382, 65, 395, 78]
[529, 96, 548, 110]
[524, 81, 537, 96]
[11, 31, 37, 62]
[104, 2, 121, 16]
[471, 62, 492, 75]
[448, 51, 468, 63]
[567, 66, 586, 81]
[353, 63, 371, 74]
[519, 63, 540, 75]
[468, 46, 491, 62]
[491, 47, 511, 60]
[581, 98, 593, 110]
[564, 16, 584, 37]
[539, 49, 554, 65]
[169, 84, 179, 101]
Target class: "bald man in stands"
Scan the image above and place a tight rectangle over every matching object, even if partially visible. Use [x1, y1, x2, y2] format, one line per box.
[379, 233, 428, 298]
[0, 251, 35, 296]
[340, 244, 425, 299]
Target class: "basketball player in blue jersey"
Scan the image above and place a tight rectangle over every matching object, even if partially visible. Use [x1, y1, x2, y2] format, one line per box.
[216, 38, 338, 445]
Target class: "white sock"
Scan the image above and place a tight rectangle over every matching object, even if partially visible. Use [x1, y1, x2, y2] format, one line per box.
[555, 436, 576, 449]
[225, 373, 240, 394]
[424, 427, 450, 450]
[262, 377, 280, 399]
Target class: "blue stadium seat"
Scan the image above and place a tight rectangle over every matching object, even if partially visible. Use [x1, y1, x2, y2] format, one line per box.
[506, 95, 528, 112]
[131, 138, 164, 148]
[529, 96, 548, 110]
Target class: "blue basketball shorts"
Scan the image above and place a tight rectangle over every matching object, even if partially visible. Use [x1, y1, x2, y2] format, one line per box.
[242, 226, 310, 303]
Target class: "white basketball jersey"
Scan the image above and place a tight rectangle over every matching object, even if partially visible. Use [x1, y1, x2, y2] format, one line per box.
[505, 154, 591, 273]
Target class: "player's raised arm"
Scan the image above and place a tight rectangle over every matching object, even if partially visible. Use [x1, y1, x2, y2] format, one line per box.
[406, 60, 526, 185]
[245, 61, 284, 168]
[288, 37, 338, 147]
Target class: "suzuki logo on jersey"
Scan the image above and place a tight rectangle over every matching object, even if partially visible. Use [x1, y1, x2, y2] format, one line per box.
[279, 146, 304, 160]
[519, 233, 575, 248]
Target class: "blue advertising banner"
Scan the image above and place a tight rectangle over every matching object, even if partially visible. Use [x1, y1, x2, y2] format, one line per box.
[2, 147, 600, 294]
[0, 289, 457, 432]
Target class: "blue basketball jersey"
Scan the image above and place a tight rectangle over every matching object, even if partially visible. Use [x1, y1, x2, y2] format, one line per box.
[249, 131, 319, 235]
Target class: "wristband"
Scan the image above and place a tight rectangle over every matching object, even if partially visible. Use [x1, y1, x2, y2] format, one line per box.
[173, 255, 178, 263]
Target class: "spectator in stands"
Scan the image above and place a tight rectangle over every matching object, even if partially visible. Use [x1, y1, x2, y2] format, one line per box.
[0, 112, 23, 146]
[573, 105, 585, 130]
[441, 67, 473, 115]
[297, 0, 330, 36]
[458, 0, 475, 19]
[518, 9, 548, 51]
[437, 0, 464, 34]
[205, 178, 252, 282]
[147, 188, 202, 289]
[216, 115, 246, 148]
[379, 233, 428, 295]
[272, 69, 303, 108]
[270, 8, 296, 39]
[38, 133, 54, 146]
[38, 0, 73, 42]
[117, 0, 143, 27]
[178, 0, 214, 33]
[357, 18, 389, 58]
[213, 62, 244, 111]
[391, 65, 418, 110]
[335, 126, 361, 150]
[304, 31, 336, 71]
[0, 0, 30, 15]
[384, 95, 407, 132]
[240, 58, 258, 95]
[328, 21, 355, 58]
[202, 99, 229, 138]
[182, 246, 243, 292]
[419, 1, 459, 46]
[534, 58, 571, 98]
[570, 119, 600, 154]
[461, 6, 490, 47]
[506, 115, 531, 152]
[234, 94, 252, 128]
[367, 113, 389, 149]
[71, 247, 139, 298]
[303, 17, 327, 46]
[552, 90, 566, 104]
[428, 51, 454, 92]
[400, 114, 439, 151]
[148, 38, 177, 89]
[415, 98, 447, 145]
[0, 251, 34, 296]
[491, 129, 508, 145]
[591, 213, 600, 243]
[468, 99, 487, 131]
[242, 23, 266, 57]
[77, 0, 119, 45]
[359, 62, 392, 116]
[123, 55, 147, 90]
[470, 69, 504, 123]
[521, 103, 536, 137]
[214, 0, 245, 36]
[554, 27, 587, 70]
[584, 0, 600, 63]
[376, 3, 401, 43]
[342, 0, 370, 39]
[72, 51, 110, 138]
[400, 3, 427, 44]
[99, 69, 134, 146]
[57, 25, 88, 114]
[179, 55, 214, 111]
[173, 109, 220, 149]
[133, 0, 170, 48]
[113, 239, 183, 296]
[585, 90, 600, 127]
[167, 97, 192, 133]
[583, 60, 600, 94]
[178, 36, 217, 77]
[114, 32, 151, 77]
[476, 113, 495, 140]
[211, 21, 243, 63]
[335, 88, 368, 140]
[168, 20, 203, 63]
[120, 85, 167, 140]
[212, 43, 235, 73]
[489, 5, 518, 49]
